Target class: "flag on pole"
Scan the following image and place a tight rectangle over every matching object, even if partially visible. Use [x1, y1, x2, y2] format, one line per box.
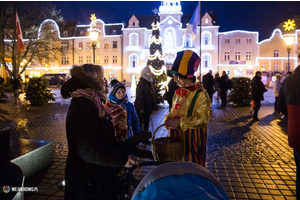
[16, 10, 25, 53]
[185, 2, 200, 40]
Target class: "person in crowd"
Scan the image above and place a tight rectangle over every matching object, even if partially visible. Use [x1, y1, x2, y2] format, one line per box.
[217, 71, 229, 109]
[249, 100, 255, 115]
[61, 64, 139, 200]
[10, 73, 23, 107]
[250, 71, 267, 122]
[213, 72, 220, 102]
[108, 79, 140, 138]
[286, 71, 292, 77]
[164, 50, 211, 167]
[135, 66, 156, 131]
[273, 74, 282, 114]
[165, 70, 179, 111]
[278, 65, 300, 199]
[202, 70, 214, 104]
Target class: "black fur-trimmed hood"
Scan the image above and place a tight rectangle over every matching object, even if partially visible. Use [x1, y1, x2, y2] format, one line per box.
[61, 66, 102, 99]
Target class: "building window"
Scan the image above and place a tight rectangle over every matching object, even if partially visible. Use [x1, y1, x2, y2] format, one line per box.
[112, 30, 117, 34]
[87, 56, 91, 63]
[80, 30, 84, 36]
[63, 31, 68, 36]
[79, 56, 83, 64]
[246, 52, 251, 60]
[132, 22, 135, 26]
[61, 42, 69, 50]
[87, 42, 91, 49]
[236, 38, 241, 44]
[129, 54, 138, 68]
[79, 42, 83, 50]
[104, 56, 109, 64]
[224, 52, 230, 61]
[104, 42, 109, 49]
[185, 35, 192, 47]
[247, 38, 252, 44]
[274, 50, 279, 57]
[201, 53, 211, 68]
[113, 41, 117, 48]
[95, 56, 100, 64]
[261, 63, 266, 70]
[202, 31, 211, 45]
[225, 38, 230, 44]
[61, 57, 69, 65]
[274, 63, 279, 70]
[113, 56, 117, 63]
[235, 52, 240, 61]
[129, 33, 138, 46]
[165, 28, 175, 48]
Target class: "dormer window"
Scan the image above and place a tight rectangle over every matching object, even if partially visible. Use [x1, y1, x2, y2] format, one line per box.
[63, 31, 68, 36]
[132, 22, 135, 26]
[205, 19, 208, 24]
[112, 30, 117, 34]
[80, 30, 84, 36]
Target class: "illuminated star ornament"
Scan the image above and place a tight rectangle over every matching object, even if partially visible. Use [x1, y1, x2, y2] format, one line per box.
[152, 8, 158, 15]
[90, 14, 97, 26]
[283, 19, 296, 31]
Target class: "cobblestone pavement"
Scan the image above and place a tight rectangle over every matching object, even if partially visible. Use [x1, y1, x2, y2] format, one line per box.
[0, 87, 296, 200]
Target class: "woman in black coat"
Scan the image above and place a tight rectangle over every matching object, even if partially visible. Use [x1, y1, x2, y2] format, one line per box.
[250, 71, 267, 122]
[61, 64, 139, 200]
[135, 66, 156, 131]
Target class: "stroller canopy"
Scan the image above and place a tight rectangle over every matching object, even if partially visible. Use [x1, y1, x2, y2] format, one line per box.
[132, 162, 229, 200]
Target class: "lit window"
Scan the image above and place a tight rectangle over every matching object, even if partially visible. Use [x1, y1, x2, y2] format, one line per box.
[61, 57, 69, 65]
[129, 33, 138, 46]
[185, 35, 192, 47]
[246, 52, 251, 61]
[104, 42, 109, 49]
[113, 41, 117, 48]
[61, 42, 69, 50]
[79, 42, 83, 50]
[225, 39, 230, 44]
[224, 52, 230, 61]
[202, 31, 211, 45]
[79, 56, 83, 64]
[274, 63, 279, 70]
[96, 56, 100, 64]
[113, 56, 117, 63]
[165, 28, 175, 48]
[274, 50, 279, 57]
[205, 18, 208, 24]
[201, 53, 211, 68]
[87, 56, 91, 63]
[235, 52, 240, 61]
[104, 56, 109, 64]
[87, 42, 91, 49]
[129, 54, 138, 68]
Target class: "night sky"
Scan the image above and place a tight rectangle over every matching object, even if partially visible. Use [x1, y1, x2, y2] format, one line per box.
[53, 1, 300, 41]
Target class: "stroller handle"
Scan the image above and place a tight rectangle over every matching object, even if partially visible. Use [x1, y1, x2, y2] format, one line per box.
[125, 161, 170, 188]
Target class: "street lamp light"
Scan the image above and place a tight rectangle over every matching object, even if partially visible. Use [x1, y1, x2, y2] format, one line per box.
[89, 29, 99, 64]
[284, 36, 294, 72]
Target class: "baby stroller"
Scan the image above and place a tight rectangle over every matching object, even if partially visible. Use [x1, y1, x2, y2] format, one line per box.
[120, 161, 229, 200]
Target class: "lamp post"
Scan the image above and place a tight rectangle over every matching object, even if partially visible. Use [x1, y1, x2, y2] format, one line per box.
[284, 36, 294, 72]
[89, 29, 99, 64]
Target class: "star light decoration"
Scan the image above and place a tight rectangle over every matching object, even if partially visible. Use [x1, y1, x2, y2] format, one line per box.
[90, 14, 97, 27]
[283, 19, 296, 31]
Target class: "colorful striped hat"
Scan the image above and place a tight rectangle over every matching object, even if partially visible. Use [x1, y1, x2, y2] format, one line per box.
[171, 50, 201, 79]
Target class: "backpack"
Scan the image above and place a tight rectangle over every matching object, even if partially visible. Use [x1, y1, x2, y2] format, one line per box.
[227, 79, 233, 90]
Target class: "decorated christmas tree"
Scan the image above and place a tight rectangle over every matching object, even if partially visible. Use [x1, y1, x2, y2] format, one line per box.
[25, 76, 55, 105]
[147, 9, 167, 105]
[228, 77, 251, 106]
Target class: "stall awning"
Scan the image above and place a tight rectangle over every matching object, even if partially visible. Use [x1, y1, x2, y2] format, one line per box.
[261, 71, 269, 77]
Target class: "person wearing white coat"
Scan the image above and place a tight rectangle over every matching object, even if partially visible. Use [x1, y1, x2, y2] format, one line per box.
[273, 74, 282, 114]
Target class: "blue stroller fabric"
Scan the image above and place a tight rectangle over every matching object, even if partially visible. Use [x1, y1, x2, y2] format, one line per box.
[132, 162, 229, 200]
